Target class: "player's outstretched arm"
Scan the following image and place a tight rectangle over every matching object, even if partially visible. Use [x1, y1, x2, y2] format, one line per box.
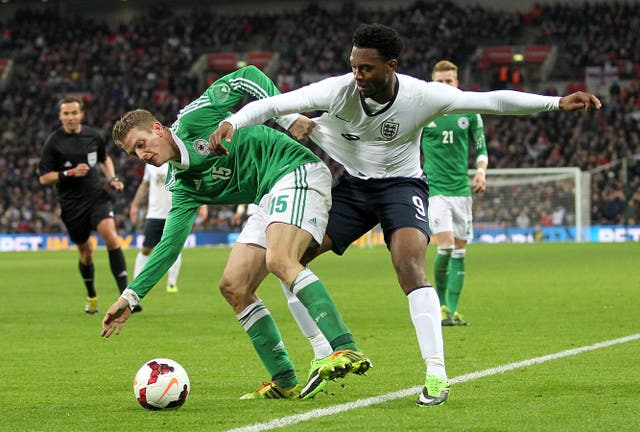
[101, 297, 132, 338]
[559, 91, 602, 111]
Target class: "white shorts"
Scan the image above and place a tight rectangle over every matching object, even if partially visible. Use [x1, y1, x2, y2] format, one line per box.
[236, 162, 331, 248]
[428, 195, 473, 241]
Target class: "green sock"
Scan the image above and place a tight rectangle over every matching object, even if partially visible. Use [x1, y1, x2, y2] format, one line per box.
[433, 252, 451, 305]
[292, 269, 357, 351]
[238, 301, 297, 388]
[447, 256, 465, 314]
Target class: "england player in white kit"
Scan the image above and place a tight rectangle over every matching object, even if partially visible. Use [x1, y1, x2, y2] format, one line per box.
[130, 163, 207, 293]
[210, 24, 601, 405]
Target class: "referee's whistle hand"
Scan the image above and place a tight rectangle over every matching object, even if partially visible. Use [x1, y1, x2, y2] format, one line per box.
[74, 163, 90, 177]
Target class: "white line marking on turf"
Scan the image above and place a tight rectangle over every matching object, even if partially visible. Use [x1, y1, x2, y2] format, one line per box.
[225, 334, 640, 432]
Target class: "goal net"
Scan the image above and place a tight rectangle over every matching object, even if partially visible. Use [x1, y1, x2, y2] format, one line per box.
[470, 167, 591, 243]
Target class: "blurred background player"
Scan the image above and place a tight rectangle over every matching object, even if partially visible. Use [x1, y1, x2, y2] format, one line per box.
[232, 203, 259, 228]
[421, 60, 488, 326]
[38, 97, 130, 315]
[129, 162, 209, 293]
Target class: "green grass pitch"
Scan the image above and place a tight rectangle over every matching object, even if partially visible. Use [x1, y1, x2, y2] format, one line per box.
[1, 242, 638, 431]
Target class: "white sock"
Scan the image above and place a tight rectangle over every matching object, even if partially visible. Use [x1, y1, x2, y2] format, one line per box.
[280, 278, 332, 359]
[134, 252, 149, 279]
[167, 253, 182, 286]
[407, 286, 447, 380]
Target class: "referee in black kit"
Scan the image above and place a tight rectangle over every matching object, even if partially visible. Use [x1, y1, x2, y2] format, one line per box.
[38, 97, 140, 315]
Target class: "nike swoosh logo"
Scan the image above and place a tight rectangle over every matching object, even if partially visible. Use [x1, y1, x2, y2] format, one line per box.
[415, 214, 428, 223]
[160, 377, 179, 399]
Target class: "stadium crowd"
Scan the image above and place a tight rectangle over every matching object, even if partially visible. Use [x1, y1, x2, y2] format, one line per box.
[528, 2, 640, 81]
[0, 1, 639, 236]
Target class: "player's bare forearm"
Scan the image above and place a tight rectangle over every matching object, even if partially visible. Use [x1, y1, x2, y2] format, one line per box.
[130, 181, 150, 220]
[101, 156, 118, 177]
[559, 91, 602, 111]
[197, 205, 209, 222]
[38, 171, 62, 186]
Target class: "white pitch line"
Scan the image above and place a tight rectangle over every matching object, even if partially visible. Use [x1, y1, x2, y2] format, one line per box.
[226, 334, 640, 432]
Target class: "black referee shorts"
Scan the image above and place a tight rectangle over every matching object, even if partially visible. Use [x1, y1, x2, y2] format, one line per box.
[326, 173, 431, 255]
[61, 200, 115, 245]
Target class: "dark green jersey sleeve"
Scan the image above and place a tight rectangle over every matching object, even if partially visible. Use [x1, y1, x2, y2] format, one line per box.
[172, 65, 295, 141]
[126, 202, 200, 299]
[469, 114, 488, 161]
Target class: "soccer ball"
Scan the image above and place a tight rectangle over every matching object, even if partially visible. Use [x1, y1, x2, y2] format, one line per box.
[133, 358, 190, 410]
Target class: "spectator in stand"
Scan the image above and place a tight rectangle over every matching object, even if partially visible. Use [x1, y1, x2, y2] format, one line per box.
[0, 3, 638, 235]
[516, 209, 531, 228]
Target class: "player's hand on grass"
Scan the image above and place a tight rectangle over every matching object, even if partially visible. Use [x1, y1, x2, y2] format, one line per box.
[559, 91, 602, 111]
[208, 122, 232, 156]
[101, 297, 132, 338]
[288, 115, 315, 142]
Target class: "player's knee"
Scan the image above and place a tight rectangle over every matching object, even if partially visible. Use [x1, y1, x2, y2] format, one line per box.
[78, 245, 93, 262]
[105, 239, 121, 250]
[219, 277, 244, 307]
[452, 248, 466, 259]
[393, 259, 427, 289]
[264, 251, 294, 281]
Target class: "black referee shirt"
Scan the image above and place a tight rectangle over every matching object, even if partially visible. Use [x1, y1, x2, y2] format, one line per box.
[38, 125, 111, 212]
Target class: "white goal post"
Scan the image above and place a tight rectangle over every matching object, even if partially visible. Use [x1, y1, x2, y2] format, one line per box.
[469, 167, 591, 243]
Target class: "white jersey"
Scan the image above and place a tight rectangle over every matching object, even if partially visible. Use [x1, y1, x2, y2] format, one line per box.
[225, 72, 560, 179]
[144, 163, 172, 219]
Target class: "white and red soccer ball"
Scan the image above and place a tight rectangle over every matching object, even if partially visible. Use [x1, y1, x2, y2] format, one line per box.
[133, 358, 190, 410]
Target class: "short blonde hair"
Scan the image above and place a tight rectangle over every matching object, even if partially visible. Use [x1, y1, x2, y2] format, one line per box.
[432, 60, 458, 80]
[112, 109, 157, 148]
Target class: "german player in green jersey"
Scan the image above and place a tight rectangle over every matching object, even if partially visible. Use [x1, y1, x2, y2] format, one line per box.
[100, 66, 371, 399]
[421, 60, 488, 326]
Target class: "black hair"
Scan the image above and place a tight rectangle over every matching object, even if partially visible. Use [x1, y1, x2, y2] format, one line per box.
[352, 23, 404, 60]
[58, 96, 84, 111]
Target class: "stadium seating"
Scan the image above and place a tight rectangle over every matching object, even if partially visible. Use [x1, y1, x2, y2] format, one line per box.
[0, 2, 638, 233]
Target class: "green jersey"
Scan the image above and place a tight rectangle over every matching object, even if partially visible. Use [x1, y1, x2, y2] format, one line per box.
[421, 113, 488, 196]
[129, 66, 320, 299]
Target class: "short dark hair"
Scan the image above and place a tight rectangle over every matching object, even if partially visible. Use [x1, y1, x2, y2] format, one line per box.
[352, 23, 404, 61]
[58, 96, 84, 111]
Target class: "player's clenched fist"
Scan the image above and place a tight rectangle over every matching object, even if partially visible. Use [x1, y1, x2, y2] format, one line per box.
[559, 91, 601, 111]
[208, 122, 233, 156]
